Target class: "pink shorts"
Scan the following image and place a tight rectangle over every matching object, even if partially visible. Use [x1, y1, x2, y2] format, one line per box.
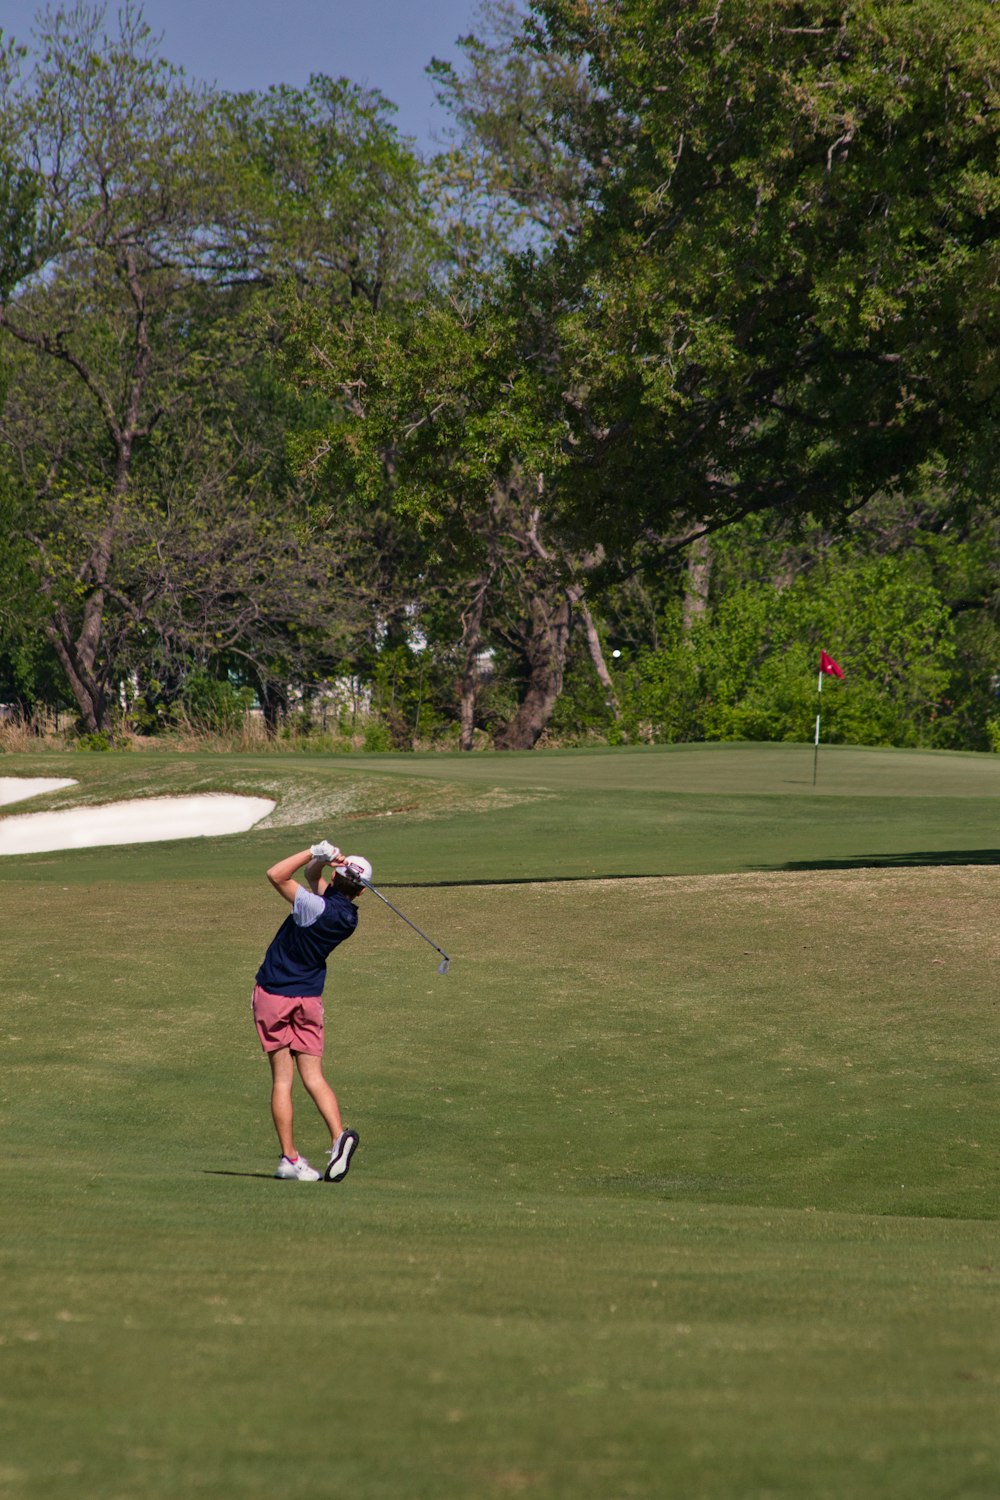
[252, 985, 324, 1056]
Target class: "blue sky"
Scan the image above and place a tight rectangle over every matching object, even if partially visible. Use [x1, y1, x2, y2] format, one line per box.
[0, 0, 490, 152]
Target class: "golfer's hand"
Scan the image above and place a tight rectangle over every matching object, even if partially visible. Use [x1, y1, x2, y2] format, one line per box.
[310, 841, 339, 861]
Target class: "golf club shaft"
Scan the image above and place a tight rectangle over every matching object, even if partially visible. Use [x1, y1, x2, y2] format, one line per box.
[357, 876, 450, 962]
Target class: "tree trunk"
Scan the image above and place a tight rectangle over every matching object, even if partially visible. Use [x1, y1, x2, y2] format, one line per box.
[682, 527, 712, 635]
[493, 584, 580, 750]
[577, 599, 620, 720]
[47, 622, 105, 733]
[18, 352, 139, 732]
[35, 520, 119, 733]
[258, 680, 288, 735]
[459, 576, 489, 751]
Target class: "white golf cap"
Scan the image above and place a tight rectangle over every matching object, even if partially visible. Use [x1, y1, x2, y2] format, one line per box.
[341, 855, 372, 883]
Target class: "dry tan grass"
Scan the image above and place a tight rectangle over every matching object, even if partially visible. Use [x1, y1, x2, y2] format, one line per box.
[0, 714, 66, 753]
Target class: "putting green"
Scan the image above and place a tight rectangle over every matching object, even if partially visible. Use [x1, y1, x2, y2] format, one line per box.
[330, 740, 1000, 798]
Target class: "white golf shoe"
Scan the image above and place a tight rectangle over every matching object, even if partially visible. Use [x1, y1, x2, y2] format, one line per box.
[274, 1155, 321, 1181]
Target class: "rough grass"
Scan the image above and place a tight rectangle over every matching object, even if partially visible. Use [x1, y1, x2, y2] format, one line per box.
[0, 745, 998, 1498]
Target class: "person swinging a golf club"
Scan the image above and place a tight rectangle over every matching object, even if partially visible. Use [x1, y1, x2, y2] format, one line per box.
[252, 841, 369, 1183]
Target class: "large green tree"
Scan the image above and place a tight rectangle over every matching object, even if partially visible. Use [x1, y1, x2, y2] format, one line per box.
[0, 4, 241, 729]
[275, 252, 640, 751]
[218, 72, 443, 307]
[617, 548, 958, 748]
[0, 3, 434, 731]
[288, 0, 1000, 748]
[529, 0, 1000, 553]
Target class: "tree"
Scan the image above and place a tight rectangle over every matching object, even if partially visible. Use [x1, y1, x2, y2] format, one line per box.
[105, 387, 378, 730]
[0, 440, 63, 717]
[0, 4, 436, 732]
[382, 0, 1000, 747]
[0, 4, 238, 729]
[527, 0, 1000, 556]
[257, 0, 1000, 750]
[217, 73, 443, 309]
[805, 491, 1000, 749]
[426, 0, 591, 267]
[275, 268, 624, 750]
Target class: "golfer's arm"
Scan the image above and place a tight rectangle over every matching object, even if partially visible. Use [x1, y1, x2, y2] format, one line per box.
[305, 858, 330, 896]
[266, 849, 314, 904]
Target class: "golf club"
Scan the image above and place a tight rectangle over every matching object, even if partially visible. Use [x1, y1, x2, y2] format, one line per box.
[344, 863, 451, 973]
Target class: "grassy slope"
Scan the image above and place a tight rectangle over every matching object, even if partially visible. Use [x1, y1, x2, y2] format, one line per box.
[1, 742, 997, 886]
[0, 744, 998, 1499]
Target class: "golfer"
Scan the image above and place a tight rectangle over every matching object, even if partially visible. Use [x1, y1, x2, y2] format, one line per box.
[252, 841, 369, 1182]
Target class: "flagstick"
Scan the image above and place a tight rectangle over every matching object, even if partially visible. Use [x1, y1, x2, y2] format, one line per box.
[813, 670, 823, 786]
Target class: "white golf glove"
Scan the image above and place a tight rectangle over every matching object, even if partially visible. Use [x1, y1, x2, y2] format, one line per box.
[310, 841, 339, 861]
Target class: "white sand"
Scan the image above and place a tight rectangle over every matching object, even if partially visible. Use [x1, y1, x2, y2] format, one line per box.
[0, 777, 78, 807]
[0, 793, 275, 855]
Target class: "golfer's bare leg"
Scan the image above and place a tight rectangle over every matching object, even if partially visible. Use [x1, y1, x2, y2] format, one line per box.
[268, 1047, 297, 1159]
[296, 1053, 344, 1142]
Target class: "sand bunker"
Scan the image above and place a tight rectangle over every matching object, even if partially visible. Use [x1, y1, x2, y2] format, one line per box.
[0, 793, 275, 855]
[0, 777, 79, 807]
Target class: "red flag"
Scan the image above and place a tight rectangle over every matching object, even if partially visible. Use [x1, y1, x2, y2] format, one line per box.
[820, 651, 844, 679]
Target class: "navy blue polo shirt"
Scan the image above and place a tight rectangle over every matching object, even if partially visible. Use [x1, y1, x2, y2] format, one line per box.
[256, 886, 358, 997]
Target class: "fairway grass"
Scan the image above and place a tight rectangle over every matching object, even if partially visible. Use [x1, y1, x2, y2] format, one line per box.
[1, 745, 997, 1498]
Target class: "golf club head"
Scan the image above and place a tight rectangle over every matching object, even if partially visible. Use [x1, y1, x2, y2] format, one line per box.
[437, 958, 450, 975]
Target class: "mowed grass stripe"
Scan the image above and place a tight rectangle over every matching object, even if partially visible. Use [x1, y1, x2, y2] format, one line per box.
[2, 1192, 996, 1500]
[4, 864, 996, 1216]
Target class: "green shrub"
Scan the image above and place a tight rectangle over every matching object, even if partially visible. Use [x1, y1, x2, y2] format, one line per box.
[618, 555, 956, 748]
[75, 730, 114, 752]
[179, 670, 255, 734]
[362, 719, 395, 752]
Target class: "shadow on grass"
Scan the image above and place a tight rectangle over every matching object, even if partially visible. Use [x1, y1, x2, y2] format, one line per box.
[386, 874, 675, 888]
[386, 852, 1000, 888]
[203, 1169, 277, 1180]
[781, 849, 1000, 871]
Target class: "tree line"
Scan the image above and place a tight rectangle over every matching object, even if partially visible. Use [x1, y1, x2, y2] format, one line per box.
[2, 0, 999, 751]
